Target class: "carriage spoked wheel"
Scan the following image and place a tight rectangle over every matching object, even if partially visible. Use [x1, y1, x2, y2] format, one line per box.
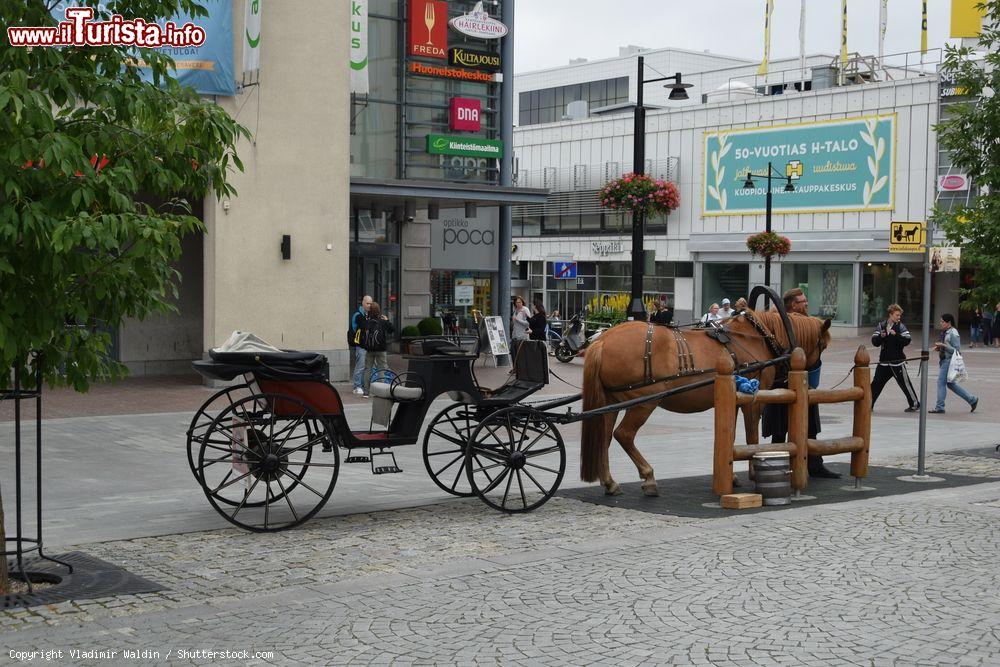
[186, 384, 262, 483]
[196, 393, 339, 532]
[422, 402, 482, 497]
[465, 407, 566, 513]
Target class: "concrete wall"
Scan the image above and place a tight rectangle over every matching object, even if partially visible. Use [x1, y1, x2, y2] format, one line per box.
[119, 231, 203, 375]
[401, 216, 432, 328]
[203, 0, 351, 379]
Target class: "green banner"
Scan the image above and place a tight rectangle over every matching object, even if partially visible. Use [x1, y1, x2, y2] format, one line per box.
[426, 134, 504, 158]
[703, 114, 896, 216]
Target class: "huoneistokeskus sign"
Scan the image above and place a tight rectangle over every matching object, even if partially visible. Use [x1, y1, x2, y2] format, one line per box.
[702, 114, 896, 216]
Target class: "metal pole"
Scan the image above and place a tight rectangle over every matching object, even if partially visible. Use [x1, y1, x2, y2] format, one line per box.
[764, 162, 773, 301]
[917, 217, 933, 475]
[497, 0, 514, 365]
[629, 55, 647, 321]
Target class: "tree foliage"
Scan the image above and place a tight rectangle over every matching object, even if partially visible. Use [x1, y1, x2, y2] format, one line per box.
[0, 0, 248, 390]
[933, 1, 1000, 309]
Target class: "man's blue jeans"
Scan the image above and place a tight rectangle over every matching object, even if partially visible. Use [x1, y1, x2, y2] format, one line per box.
[935, 358, 977, 411]
[352, 346, 367, 389]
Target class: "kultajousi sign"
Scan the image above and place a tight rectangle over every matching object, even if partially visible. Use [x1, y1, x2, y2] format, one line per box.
[702, 114, 896, 216]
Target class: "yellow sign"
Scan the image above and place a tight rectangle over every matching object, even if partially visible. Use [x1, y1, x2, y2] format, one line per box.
[951, 0, 985, 38]
[889, 221, 926, 253]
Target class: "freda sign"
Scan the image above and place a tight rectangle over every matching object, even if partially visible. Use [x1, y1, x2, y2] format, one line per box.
[449, 1, 508, 40]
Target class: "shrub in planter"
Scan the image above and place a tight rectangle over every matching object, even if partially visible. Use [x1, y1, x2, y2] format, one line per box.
[401, 325, 421, 338]
[417, 317, 442, 336]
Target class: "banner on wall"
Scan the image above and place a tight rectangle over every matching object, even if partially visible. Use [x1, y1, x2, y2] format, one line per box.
[931, 247, 961, 272]
[702, 114, 896, 216]
[243, 0, 261, 81]
[51, 0, 235, 95]
[350, 0, 369, 94]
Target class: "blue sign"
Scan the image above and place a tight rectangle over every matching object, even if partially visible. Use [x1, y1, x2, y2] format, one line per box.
[51, 0, 235, 96]
[553, 262, 577, 279]
[703, 114, 896, 216]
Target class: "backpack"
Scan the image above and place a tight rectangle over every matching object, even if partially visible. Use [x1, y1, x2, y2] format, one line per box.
[348, 311, 363, 347]
[363, 318, 387, 352]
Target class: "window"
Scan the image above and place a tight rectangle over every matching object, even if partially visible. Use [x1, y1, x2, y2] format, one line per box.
[782, 263, 853, 325]
[518, 77, 629, 126]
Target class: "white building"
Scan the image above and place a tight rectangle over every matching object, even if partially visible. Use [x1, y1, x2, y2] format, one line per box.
[512, 48, 963, 333]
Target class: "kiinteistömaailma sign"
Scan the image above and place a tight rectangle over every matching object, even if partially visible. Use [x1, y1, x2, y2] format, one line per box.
[703, 114, 896, 216]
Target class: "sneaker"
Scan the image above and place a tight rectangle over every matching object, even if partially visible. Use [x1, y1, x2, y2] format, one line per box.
[929, 408, 945, 414]
[904, 405, 919, 413]
[971, 398, 979, 413]
[353, 387, 364, 395]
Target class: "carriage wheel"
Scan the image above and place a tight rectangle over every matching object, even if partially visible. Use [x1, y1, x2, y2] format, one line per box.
[465, 408, 566, 513]
[188, 386, 311, 507]
[422, 403, 480, 497]
[196, 393, 339, 532]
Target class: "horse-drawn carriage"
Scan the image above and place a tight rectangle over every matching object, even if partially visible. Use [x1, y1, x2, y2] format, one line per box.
[186, 336, 566, 531]
[185, 288, 862, 532]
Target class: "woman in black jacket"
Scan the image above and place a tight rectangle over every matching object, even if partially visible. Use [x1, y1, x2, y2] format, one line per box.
[362, 302, 394, 396]
[870, 304, 919, 411]
[527, 300, 547, 342]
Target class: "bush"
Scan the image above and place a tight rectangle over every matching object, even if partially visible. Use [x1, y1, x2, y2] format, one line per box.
[401, 325, 421, 338]
[417, 317, 443, 336]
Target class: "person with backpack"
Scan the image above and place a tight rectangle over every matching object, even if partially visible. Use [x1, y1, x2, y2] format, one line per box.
[350, 295, 372, 395]
[870, 304, 919, 412]
[362, 301, 394, 397]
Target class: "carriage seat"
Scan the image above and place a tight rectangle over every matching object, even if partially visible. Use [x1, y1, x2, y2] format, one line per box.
[369, 381, 424, 402]
[479, 340, 549, 406]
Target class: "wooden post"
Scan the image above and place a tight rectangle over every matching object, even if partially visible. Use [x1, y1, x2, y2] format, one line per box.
[851, 345, 872, 479]
[788, 348, 809, 491]
[713, 352, 736, 496]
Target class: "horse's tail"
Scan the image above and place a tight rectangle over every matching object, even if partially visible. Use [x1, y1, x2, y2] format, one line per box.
[580, 339, 612, 483]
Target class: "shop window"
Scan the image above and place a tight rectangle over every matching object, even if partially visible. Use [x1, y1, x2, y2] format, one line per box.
[782, 263, 853, 325]
[701, 263, 749, 315]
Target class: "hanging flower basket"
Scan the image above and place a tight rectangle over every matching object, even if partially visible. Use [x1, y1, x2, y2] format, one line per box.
[746, 231, 792, 257]
[598, 173, 680, 217]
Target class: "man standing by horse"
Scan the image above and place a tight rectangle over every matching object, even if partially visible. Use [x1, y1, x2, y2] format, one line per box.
[762, 288, 840, 478]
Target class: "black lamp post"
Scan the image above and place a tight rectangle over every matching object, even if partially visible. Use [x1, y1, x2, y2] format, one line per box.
[740, 161, 796, 304]
[628, 55, 692, 322]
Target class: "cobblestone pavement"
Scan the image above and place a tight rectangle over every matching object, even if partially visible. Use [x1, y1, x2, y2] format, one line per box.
[3, 454, 1000, 665]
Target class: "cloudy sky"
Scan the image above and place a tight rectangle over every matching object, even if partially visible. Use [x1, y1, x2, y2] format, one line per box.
[513, 0, 960, 73]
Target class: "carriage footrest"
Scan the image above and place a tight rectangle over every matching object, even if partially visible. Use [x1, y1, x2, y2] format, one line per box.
[370, 448, 401, 475]
[345, 455, 371, 464]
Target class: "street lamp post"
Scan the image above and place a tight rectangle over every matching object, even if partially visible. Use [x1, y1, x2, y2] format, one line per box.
[741, 162, 796, 304]
[628, 56, 691, 321]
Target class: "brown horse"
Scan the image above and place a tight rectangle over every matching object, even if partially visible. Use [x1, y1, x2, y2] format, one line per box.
[581, 310, 832, 495]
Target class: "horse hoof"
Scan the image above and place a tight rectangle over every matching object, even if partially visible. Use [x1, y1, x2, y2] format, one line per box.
[642, 484, 659, 497]
[604, 482, 622, 496]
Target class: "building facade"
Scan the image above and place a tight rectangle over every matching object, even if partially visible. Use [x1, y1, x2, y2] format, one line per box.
[513, 50, 959, 333]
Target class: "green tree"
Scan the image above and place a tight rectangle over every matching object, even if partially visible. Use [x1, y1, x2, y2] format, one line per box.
[933, 1, 1000, 309]
[0, 0, 247, 592]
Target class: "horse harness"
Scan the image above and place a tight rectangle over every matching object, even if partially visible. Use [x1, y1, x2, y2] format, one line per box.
[605, 311, 791, 394]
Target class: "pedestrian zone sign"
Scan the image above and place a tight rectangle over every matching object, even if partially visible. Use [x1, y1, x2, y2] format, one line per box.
[553, 261, 577, 279]
[889, 221, 925, 253]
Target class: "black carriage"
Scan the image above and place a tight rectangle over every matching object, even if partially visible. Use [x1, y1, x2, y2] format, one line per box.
[186, 338, 565, 531]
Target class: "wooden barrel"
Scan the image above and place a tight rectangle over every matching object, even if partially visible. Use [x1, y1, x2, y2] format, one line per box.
[753, 452, 791, 506]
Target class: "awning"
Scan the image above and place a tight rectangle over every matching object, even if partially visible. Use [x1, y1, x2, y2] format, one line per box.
[350, 177, 548, 207]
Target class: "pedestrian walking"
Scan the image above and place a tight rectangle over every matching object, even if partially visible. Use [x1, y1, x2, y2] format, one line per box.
[528, 299, 548, 342]
[870, 304, 919, 412]
[510, 295, 531, 359]
[350, 294, 372, 395]
[362, 302, 393, 397]
[930, 313, 979, 414]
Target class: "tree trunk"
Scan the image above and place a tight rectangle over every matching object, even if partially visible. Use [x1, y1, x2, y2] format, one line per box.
[0, 494, 7, 595]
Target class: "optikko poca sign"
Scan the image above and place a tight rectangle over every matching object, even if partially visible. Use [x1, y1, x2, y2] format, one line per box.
[703, 115, 896, 216]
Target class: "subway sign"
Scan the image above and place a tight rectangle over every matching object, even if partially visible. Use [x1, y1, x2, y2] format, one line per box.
[448, 47, 501, 72]
[426, 134, 504, 158]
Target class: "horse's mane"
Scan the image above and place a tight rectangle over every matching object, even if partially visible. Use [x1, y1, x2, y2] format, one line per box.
[737, 308, 825, 352]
